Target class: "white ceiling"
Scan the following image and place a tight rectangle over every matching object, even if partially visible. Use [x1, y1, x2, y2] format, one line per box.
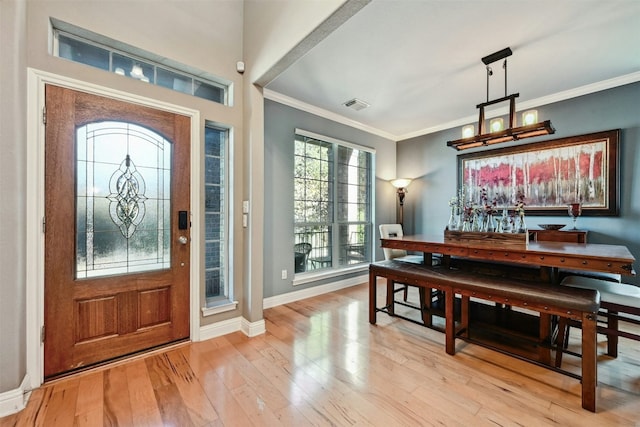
[264, 0, 640, 141]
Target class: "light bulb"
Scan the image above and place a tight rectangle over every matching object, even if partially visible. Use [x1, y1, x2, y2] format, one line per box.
[522, 110, 538, 126]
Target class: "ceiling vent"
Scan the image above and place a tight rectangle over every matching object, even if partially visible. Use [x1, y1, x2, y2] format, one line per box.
[343, 98, 370, 111]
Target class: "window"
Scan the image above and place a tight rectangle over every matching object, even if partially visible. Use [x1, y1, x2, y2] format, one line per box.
[76, 122, 171, 278]
[51, 19, 229, 105]
[204, 125, 228, 303]
[294, 130, 374, 273]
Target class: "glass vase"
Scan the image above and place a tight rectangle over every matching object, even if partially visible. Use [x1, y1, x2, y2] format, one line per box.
[447, 207, 457, 230]
[517, 212, 527, 233]
[471, 212, 481, 232]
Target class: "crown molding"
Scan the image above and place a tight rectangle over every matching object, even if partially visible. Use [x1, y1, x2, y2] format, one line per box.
[266, 71, 640, 143]
[263, 89, 397, 141]
[397, 71, 640, 141]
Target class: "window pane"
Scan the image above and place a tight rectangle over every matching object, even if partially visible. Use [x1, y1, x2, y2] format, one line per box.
[295, 225, 332, 272]
[336, 147, 371, 222]
[76, 122, 171, 278]
[194, 80, 225, 104]
[339, 223, 371, 266]
[293, 137, 333, 224]
[157, 67, 192, 94]
[58, 34, 109, 71]
[205, 126, 226, 300]
[112, 53, 154, 83]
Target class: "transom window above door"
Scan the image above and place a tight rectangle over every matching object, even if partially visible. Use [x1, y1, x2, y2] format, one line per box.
[51, 18, 229, 105]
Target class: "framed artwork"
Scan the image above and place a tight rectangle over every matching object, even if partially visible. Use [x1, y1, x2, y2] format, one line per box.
[457, 129, 620, 216]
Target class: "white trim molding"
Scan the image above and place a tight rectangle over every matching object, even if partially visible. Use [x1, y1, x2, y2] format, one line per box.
[0, 375, 31, 417]
[264, 273, 367, 309]
[198, 317, 265, 341]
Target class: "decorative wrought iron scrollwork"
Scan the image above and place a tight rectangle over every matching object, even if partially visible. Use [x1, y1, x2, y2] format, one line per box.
[107, 155, 147, 238]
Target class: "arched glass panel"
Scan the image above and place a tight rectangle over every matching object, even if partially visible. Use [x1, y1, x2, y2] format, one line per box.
[76, 121, 172, 278]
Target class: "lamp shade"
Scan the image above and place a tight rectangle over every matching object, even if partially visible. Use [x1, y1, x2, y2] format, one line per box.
[461, 124, 475, 138]
[522, 109, 538, 126]
[390, 178, 412, 189]
[489, 118, 504, 133]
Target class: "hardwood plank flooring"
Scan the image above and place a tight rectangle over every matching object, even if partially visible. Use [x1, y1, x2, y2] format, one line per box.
[2, 281, 640, 426]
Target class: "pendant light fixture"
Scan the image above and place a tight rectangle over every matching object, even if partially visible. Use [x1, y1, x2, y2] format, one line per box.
[447, 47, 555, 151]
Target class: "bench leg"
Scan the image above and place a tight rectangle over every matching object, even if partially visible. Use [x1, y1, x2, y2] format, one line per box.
[539, 313, 552, 365]
[582, 312, 597, 412]
[386, 279, 395, 316]
[445, 290, 455, 355]
[460, 295, 469, 338]
[369, 272, 377, 324]
[606, 309, 619, 358]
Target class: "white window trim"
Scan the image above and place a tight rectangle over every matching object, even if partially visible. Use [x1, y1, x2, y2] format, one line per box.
[201, 300, 239, 316]
[295, 128, 376, 154]
[292, 264, 368, 286]
[293, 129, 376, 277]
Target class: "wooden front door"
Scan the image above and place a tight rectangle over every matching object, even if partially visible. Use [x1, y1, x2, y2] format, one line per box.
[44, 85, 191, 378]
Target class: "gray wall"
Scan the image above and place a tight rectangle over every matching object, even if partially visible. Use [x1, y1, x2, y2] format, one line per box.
[397, 82, 640, 285]
[264, 99, 397, 298]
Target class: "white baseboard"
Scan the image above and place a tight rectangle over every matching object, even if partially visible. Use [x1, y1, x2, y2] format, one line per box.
[0, 374, 31, 417]
[241, 317, 266, 337]
[197, 274, 365, 341]
[263, 273, 367, 309]
[198, 316, 265, 341]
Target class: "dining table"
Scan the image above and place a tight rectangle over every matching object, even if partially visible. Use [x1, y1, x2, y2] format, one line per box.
[378, 233, 636, 367]
[380, 233, 636, 281]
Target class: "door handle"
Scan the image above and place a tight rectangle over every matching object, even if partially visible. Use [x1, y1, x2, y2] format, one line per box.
[178, 236, 189, 245]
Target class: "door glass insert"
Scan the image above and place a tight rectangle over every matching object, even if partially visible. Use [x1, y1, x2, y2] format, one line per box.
[76, 121, 172, 278]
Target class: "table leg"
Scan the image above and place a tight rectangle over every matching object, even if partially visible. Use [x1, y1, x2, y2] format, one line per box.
[420, 287, 432, 327]
[369, 271, 376, 324]
[422, 251, 433, 266]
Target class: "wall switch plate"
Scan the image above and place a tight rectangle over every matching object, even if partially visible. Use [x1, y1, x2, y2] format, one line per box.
[281, 269, 287, 279]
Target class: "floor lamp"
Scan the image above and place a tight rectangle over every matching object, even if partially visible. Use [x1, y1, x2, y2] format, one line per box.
[390, 178, 412, 227]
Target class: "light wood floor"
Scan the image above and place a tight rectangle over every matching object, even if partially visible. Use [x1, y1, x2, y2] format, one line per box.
[2, 281, 640, 426]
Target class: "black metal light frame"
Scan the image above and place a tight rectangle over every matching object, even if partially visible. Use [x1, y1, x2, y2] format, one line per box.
[447, 47, 555, 151]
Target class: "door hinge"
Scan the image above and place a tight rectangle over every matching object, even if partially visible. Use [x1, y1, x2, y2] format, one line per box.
[41, 326, 45, 343]
[42, 106, 46, 125]
[42, 217, 46, 233]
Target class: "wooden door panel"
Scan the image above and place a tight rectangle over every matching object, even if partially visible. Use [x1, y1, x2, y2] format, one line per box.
[44, 85, 190, 378]
[75, 297, 118, 342]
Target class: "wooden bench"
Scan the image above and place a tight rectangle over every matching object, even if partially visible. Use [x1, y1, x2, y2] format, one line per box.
[369, 259, 601, 412]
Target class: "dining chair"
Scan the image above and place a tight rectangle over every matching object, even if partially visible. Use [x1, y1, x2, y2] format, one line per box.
[378, 224, 424, 301]
[555, 275, 640, 367]
[294, 242, 312, 273]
